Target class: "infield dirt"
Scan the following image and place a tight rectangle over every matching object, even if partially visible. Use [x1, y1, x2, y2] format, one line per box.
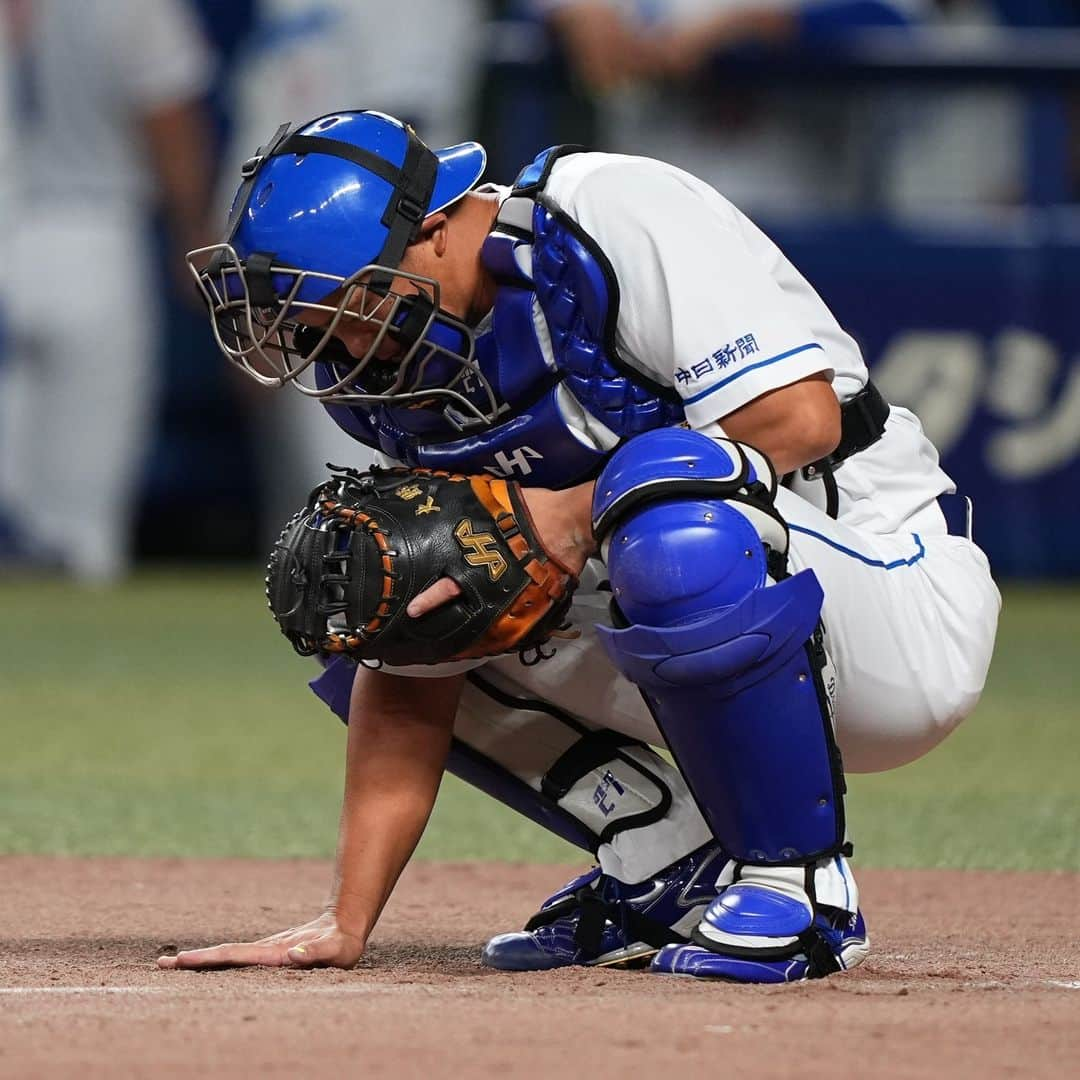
[2, 856, 1077, 1078]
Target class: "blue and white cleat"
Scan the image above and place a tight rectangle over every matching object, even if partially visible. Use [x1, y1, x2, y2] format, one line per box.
[482, 843, 725, 971]
[651, 878, 870, 983]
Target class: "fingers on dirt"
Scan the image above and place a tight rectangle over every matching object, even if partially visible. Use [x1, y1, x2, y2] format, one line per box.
[157, 942, 291, 970]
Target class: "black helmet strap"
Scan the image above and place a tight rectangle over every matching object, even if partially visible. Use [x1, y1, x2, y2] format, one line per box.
[207, 120, 295, 287]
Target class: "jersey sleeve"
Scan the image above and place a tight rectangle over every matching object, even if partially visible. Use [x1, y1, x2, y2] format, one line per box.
[564, 160, 833, 430]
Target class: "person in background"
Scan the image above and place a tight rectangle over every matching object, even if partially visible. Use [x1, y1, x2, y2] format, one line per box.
[0, 0, 215, 582]
[885, 0, 1027, 214]
[533, 0, 929, 217]
[0, 3, 22, 562]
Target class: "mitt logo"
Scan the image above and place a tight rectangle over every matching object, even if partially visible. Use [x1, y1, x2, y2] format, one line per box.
[395, 483, 424, 501]
[415, 496, 440, 516]
[454, 519, 507, 581]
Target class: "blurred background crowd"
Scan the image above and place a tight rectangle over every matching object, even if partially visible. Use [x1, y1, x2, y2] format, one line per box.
[0, 0, 1077, 585]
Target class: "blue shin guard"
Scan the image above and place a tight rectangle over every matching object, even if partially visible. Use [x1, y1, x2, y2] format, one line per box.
[593, 430, 863, 982]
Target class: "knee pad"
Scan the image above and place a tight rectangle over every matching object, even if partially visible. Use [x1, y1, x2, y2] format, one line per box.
[593, 428, 847, 866]
[594, 429, 787, 626]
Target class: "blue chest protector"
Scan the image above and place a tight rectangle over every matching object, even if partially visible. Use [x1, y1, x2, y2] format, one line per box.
[323, 146, 684, 488]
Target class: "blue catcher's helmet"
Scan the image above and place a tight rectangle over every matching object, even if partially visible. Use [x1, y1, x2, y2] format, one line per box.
[188, 110, 495, 427]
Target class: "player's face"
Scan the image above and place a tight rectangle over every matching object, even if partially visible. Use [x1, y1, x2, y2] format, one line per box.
[294, 287, 404, 366]
[292, 252, 441, 367]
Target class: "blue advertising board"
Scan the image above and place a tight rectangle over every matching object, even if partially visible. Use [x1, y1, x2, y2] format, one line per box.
[769, 210, 1080, 576]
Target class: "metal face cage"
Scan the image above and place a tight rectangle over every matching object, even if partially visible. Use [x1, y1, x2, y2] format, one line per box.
[187, 243, 499, 430]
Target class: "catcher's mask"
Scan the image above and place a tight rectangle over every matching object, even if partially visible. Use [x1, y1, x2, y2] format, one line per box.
[187, 110, 498, 430]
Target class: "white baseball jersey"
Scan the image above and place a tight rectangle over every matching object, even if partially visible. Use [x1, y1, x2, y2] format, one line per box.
[0, 12, 15, 243]
[20, 0, 213, 208]
[540, 151, 956, 533]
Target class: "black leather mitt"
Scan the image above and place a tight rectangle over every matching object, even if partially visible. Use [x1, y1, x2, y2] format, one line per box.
[266, 466, 579, 666]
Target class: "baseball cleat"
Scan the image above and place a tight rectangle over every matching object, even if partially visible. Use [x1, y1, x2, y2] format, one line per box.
[651, 884, 869, 983]
[481, 843, 725, 971]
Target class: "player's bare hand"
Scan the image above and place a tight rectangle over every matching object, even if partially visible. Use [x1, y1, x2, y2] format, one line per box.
[157, 912, 365, 971]
[404, 480, 596, 618]
[646, 10, 796, 80]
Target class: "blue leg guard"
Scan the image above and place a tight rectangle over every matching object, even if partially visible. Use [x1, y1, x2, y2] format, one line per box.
[592, 429, 867, 983]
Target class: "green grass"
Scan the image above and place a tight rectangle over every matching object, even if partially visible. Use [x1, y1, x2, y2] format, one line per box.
[844, 584, 1080, 869]
[1, 570, 1076, 869]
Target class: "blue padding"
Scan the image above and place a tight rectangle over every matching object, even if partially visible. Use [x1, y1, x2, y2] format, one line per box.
[594, 426, 842, 863]
[410, 383, 607, 488]
[608, 500, 769, 629]
[703, 884, 811, 937]
[309, 655, 355, 719]
[513, 146, 558, 188]
[307, 656, 596, 854]
[593, 428, 753, 537]
[600, 571, 843, 864]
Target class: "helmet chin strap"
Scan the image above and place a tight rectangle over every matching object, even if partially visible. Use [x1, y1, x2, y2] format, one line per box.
[391, 290, 437, 355]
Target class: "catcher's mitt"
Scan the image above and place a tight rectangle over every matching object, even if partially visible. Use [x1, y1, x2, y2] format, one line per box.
[266, 466, 579, 666]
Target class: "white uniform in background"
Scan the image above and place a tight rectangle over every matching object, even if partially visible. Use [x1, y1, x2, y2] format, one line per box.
[540, 0, 930, 218]
[0, 7, 18, 491]
[221, 0, 485, 545]
[0, 11, 15, 247]
[885, 0, 1025, 213]
[0, 0, 212, 582]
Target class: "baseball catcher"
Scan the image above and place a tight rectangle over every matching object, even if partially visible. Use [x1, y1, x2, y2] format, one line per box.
[163, 109, 999, 981]
[266, 466, 578, 667]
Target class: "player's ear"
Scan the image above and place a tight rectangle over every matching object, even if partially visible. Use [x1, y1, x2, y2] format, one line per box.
[418, 212, 449, 257]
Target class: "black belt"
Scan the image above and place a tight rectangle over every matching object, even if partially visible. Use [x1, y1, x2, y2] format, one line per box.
[780, 380, 973, 537]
